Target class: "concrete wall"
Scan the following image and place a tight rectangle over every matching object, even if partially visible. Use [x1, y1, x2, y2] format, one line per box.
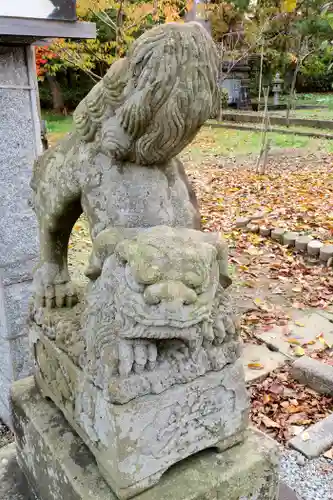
[0, 45, 41, 426]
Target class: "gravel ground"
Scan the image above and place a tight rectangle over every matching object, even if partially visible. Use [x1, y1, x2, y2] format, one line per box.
[0, 419, 13, 449]
[280, 448, 333, 500]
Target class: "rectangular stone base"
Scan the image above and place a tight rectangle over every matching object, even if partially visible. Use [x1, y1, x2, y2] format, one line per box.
[11, 377, 280, 500]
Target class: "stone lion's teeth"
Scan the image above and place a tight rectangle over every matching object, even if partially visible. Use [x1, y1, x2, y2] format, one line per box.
[134, 343, 148, 368]
[202, 321, 214, 341]
[133, 362, 145, 374]
[147, 343, 157, 364]
[118, 340, 134, 376]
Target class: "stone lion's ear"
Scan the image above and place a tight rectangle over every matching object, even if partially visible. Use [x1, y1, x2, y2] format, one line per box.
[93, 228, 127, 258]
[201, 232, 232, 289]
[116, 240, 139, 263]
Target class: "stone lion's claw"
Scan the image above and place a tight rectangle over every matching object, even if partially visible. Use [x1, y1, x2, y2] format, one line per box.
[33, 263, 77, 310]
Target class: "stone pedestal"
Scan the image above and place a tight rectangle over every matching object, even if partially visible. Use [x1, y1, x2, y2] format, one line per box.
[11, 377, 280, 500]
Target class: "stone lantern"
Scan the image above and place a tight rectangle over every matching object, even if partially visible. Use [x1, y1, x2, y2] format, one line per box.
[272, 72, 283, 106]
[0, 1, 95, 427]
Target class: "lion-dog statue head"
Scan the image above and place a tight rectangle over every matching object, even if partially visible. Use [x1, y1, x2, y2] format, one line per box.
[73, 22, 219, 165]
[82, 226, 239, 403]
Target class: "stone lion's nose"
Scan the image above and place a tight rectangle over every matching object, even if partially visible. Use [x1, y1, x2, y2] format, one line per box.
[143, 281, 197, 306]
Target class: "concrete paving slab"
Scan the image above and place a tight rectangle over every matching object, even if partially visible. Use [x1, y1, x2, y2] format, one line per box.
[291, 356, 333, 396]
[289, 413, 333, 458]
[255, 313, 333, 358]
[243, 343, 288, 384]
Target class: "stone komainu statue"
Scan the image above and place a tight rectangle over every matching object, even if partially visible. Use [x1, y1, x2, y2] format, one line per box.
[31, 21, 220, 309]
[28, 21, 250, 500]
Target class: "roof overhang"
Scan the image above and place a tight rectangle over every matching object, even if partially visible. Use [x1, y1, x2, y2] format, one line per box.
[0, 17, 95, 44]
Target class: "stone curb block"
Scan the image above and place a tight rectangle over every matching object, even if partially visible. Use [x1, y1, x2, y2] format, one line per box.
[234, 214, 333, 267]
[283, 232, 299, 247]
[307, 240, 323, 256]
[320, 244, 333, 262]
[235, 217, 250, 228]
[289, 413, 333, 458]
[246, 223, 259, 233]
[291, 356, 333, 396]
[259, 226, 272, 237]
[295, 235, 313, 252]
[271, 228, 285, 242]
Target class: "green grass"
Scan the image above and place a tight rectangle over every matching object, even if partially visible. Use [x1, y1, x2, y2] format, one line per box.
[42, 111, 333, 158]
[295, 93, 333, 107]
[270, 107, 333, 121]
[186, 126, 333, 160]
[42, 111, 73, 136]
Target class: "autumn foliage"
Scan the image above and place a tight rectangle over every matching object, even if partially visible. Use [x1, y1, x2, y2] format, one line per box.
[35, 45, 59, 80]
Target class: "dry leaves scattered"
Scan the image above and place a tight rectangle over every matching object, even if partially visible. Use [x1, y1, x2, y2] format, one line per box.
[185, 152, 333, 323]
[250, 366, 333, 444]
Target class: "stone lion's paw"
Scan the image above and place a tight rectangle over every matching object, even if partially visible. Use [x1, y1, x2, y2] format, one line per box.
[33, 263, 78, 309]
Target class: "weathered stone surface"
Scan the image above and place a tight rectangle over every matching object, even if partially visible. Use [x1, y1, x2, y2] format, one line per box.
[30, 22, 218, 309]
[307, 239, 323, 256]
[243, 343, 287, 385]
[32, 322, 248, 498]
[271, 228, 285, 242]
[24, 22, 251, 500]
[291, 356, 333, 396]
[0, 45, 41, 426]
[236, 216, 250, 228]
[289, 413, 333, 458]
[282, 232, 299, 247]
[319, 244, 333, 262]
[28, 226, 249, 499]
[260, 226, 272, 237]
[11, 377, 280, 500]
[295, 235, 313, 252]
[255, 312, 333, 356]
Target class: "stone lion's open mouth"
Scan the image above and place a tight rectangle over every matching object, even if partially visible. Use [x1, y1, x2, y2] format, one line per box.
[91, 311, 241, 404]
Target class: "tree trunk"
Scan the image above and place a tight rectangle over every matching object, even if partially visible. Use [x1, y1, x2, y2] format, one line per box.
[46, 74, 66, 114]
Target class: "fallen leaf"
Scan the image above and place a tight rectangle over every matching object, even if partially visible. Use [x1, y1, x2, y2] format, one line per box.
[261, 415, 280, 429]
[294, 321, 305, 327]
[263, 393, 271, 404]
[287, 338, 301, 345]
[293, 346, 305, 357]
[323, 448, 333, 459]
[248, 362, 264, 370]
[302, 340, 316, 346]
[301, 432, 310, 441]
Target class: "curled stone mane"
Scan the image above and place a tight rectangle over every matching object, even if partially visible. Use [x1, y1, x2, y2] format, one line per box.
[73, 22, 219, 165]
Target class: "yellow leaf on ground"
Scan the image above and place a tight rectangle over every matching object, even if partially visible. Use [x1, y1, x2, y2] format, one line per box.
[294, 321, 305, 327]
[248, 362, 265, 370]
[287, 338, 301, 345]
[293, 346, 305, 357]
[302, 340, 316, 346]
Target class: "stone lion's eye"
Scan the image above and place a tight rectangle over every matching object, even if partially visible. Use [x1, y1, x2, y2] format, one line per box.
[125, 265, 145, 293]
